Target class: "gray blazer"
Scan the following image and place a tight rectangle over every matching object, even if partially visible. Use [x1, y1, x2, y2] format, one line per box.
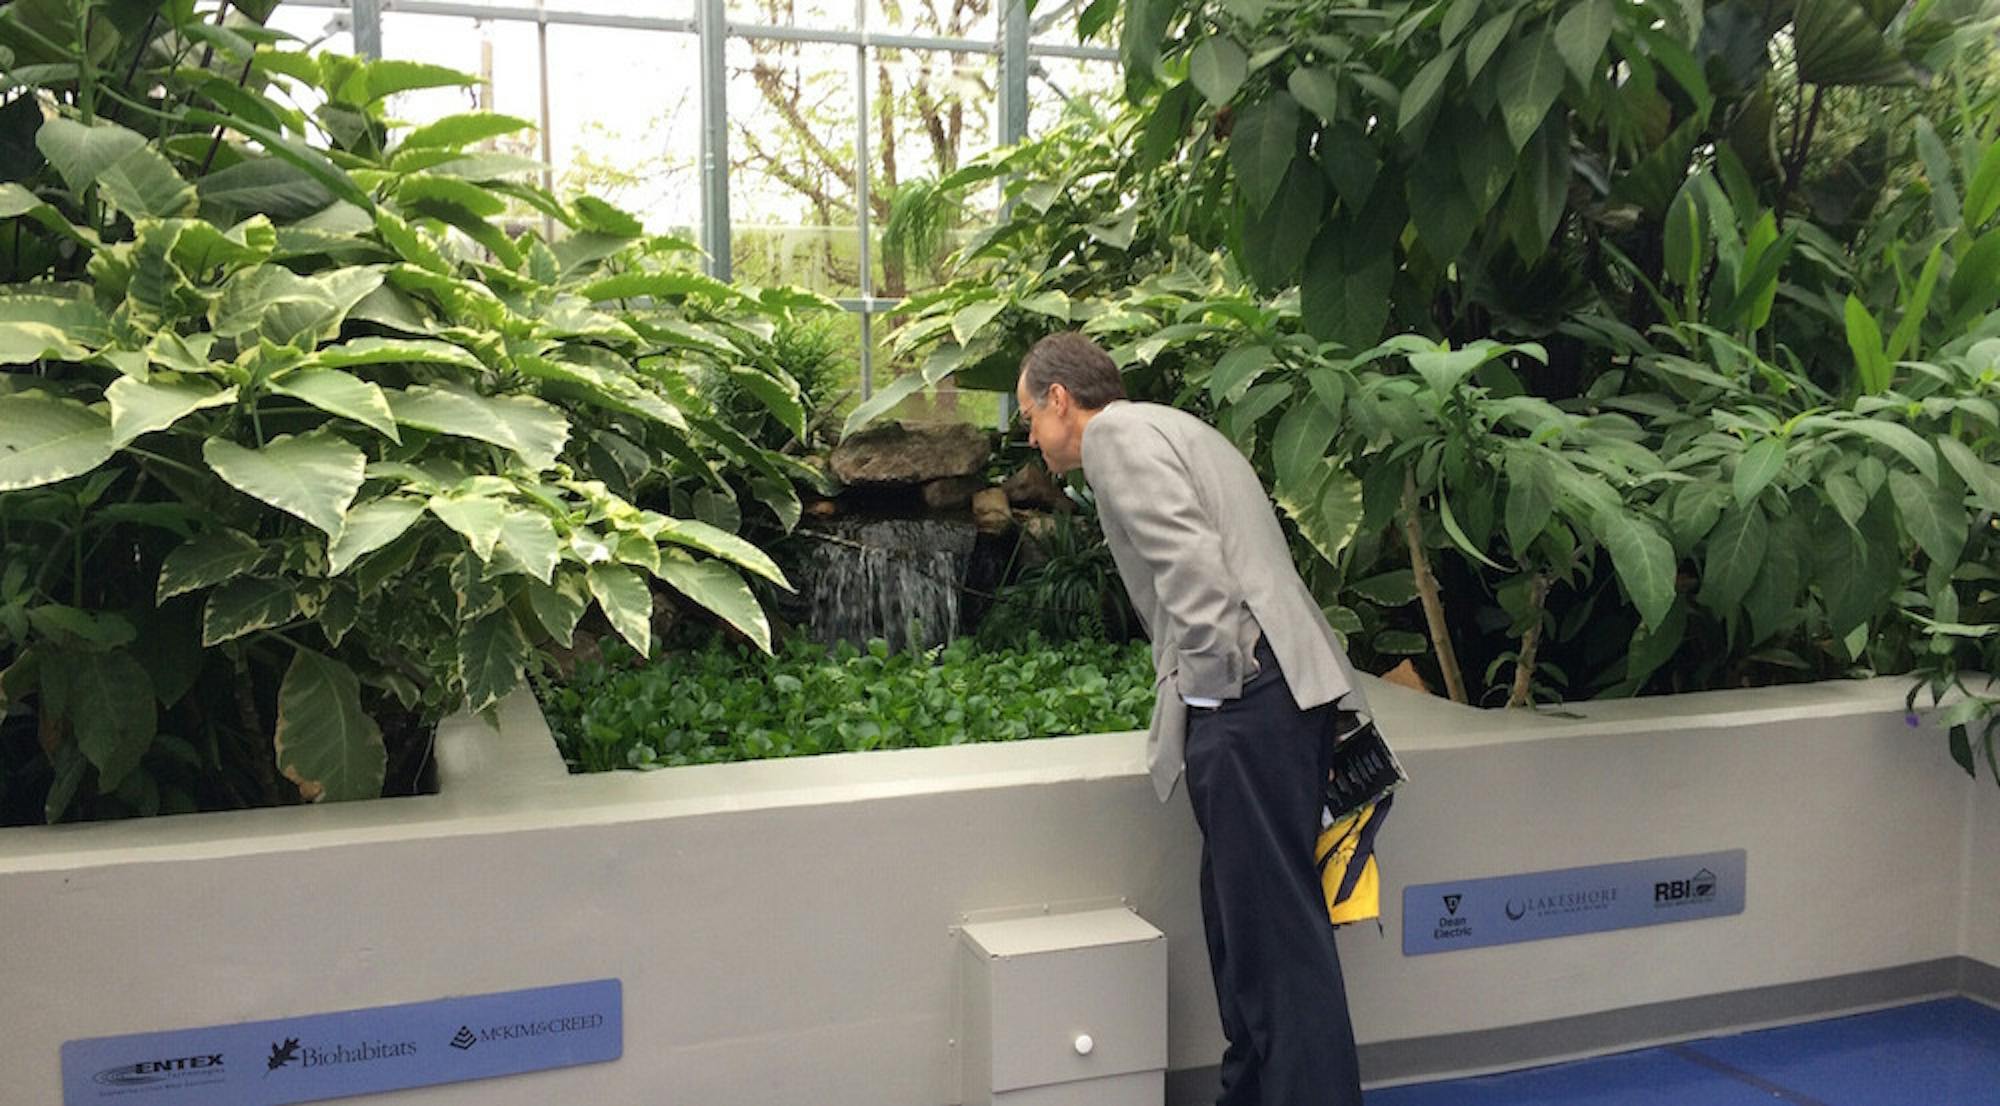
[1081, 400, 1367, 802]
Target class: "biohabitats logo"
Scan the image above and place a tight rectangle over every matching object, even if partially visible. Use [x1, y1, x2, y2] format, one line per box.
[267, 1038, 301, 1070]
[266, 1034, 417, 1071]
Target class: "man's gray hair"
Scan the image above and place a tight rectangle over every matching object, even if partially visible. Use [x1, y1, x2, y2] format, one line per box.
[1019, 332, 1128, 410]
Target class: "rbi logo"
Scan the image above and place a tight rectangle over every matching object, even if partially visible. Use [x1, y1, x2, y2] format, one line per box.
[1655, 868, 1720, 904]
[1442, 894, 1462, 914]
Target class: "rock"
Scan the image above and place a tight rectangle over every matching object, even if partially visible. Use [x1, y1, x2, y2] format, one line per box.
[830, 421, 993, 487]
[972, 488, 1014, 534]
[920, 476, 986, 511]
[1001, 462, 1068, 510]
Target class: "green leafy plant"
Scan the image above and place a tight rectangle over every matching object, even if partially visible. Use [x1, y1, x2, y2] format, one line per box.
[975, 491, 1141, 647]
[538, 633, 1156, 772]
[0, 1, 827, 820]
[842, 2, 2000, 791]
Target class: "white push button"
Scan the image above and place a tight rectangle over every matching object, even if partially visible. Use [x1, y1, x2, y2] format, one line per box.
[1073, 1033, 1094, 1055]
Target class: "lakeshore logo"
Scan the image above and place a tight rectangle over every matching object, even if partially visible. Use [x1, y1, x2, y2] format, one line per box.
[267, 1035, 418, 1073]
[1655, 867, 1719, 907]
[1503, 887, 1619, 923]
[450, 1026, 478, 1050]
[92, 1052, 225, 1088]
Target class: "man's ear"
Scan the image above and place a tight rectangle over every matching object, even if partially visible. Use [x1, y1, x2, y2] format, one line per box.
[1045, 382, 1071, 412]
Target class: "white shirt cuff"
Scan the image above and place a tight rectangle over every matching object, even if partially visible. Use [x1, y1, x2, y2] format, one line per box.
[1182, 695, 1222, 709]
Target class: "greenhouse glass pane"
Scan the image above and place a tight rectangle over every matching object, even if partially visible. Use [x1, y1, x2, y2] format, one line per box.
[544, 25, 701, 234]
[873, 0, 998, 42]
[1030, 0, 1115, 45]
[518, 0, 695, 20]
[725, 38, 859, 297]
[727, 0, 849, 33]
[1028, 56, 1121, 135]
[377, 13, 544, 137]
[866, 47, 999, 298]
[862, 305, 999, 428]
[262, 5, 354, 55]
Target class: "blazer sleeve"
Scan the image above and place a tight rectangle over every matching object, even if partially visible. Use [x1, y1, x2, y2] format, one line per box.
[1086, 415, 1249, 700]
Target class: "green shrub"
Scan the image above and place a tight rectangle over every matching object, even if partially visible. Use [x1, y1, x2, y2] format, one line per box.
[538, 636, 1155, 772]
[0, 3, 826, 820]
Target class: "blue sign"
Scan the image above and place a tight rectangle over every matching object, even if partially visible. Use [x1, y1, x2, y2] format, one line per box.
[1403, 850, 1746, 956]
[61, 979, 620, 1105]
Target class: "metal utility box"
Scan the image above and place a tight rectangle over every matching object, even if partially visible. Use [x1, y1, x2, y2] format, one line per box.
[957, 907, 1167, 1106]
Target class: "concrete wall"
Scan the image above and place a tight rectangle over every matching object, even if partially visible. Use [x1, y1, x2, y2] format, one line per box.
[1967, 751, 2000, 971]
[0, 677, 1987, 1106]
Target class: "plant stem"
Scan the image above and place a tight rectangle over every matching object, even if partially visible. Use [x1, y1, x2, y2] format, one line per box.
[1402, 467, 1468, 704]
[125, 446, 206, 481]
[1777, 85, 1827, 225]
[229, 650, 285, 806]
[76, 7, 98, 123]
[1507, 572, 1550, 708]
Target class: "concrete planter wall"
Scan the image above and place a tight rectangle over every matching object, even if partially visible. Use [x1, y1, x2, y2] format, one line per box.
[1, 677, 1994, 1105]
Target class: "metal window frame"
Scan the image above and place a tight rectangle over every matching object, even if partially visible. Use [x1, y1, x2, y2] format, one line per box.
[282, 0, 1113, 417]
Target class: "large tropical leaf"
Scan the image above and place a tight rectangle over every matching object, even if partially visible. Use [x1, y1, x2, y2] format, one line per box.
[1596, 509, 1678, 629]
[1793, 0, 1915, 86]
[1698, 504, 1767, 612]
[106, 376, 237, 447]
[327, 497, 426, 575]
[201, 577, 299, 645]
[388, 382, 570, 470]
[203, 432, 367, 536]
[0, 394, 115, 490]
[647, 515, 789, 588]
[586, 562, 653, 655]
[427, 493, 507, 560]
[157, 530, 264, 602]
[1496, 32, 1567, 151]
[32, 116, 144, 195]
[274, 649, 386, 803]
[95, 145, 198, 219]
[269, 368, 399, 441]
[458, 609, 529, 714]
[42, 649, 156, 792]
[654, 554, 771, 654]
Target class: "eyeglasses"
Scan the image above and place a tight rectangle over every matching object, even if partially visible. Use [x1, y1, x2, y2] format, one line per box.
[1013, 391, 1046, 431]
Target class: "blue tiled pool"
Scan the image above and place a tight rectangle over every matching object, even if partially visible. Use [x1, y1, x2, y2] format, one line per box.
[1368, 998, 2000, 1105]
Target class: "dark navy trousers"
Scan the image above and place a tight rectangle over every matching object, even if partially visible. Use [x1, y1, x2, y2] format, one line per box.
[1183, 637, 1363, 1106]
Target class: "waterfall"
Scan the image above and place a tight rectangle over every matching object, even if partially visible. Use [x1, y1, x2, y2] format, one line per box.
[806, 518, 977, 653]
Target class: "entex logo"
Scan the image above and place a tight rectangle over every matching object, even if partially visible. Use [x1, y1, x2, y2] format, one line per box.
[92, 1054, 225, 1087]
[1655, 867, 1719, 906]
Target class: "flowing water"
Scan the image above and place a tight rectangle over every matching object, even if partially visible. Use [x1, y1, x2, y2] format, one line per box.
[805, 518, 977, 653]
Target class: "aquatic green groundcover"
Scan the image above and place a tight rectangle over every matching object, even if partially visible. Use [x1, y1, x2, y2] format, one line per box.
[538, 637, 1156, 772]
